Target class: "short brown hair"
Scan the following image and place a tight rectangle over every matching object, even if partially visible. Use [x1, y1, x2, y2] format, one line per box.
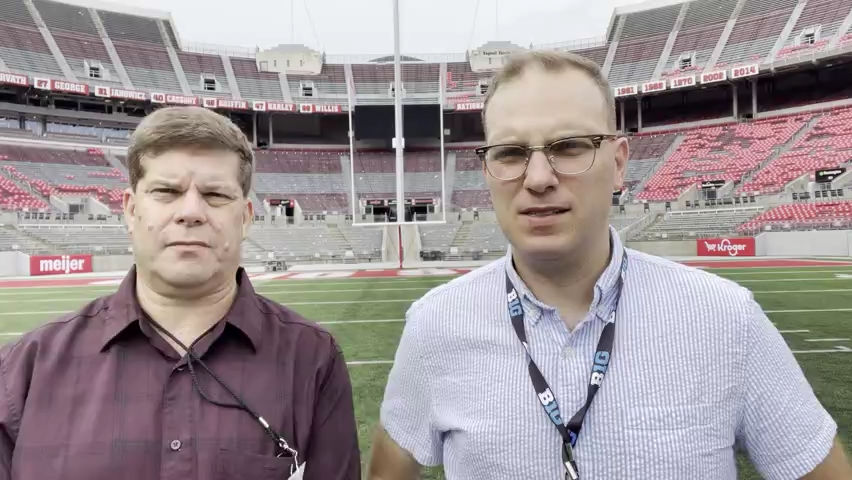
[482, 50, 617, 132]
[127, 106, 254, 195]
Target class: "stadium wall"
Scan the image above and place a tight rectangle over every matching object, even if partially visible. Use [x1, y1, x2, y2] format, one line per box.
[625, 240, 697, 256]
[92, 255, 135, 273]
[0, 252, 29, 277]
[755, 230, 852, 257]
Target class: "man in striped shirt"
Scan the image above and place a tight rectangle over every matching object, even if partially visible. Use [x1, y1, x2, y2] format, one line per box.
[368, 51, 851, 479]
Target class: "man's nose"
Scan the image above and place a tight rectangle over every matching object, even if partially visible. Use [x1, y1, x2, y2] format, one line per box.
[174, 189, 207, 225]
[523, 150, 559, 193]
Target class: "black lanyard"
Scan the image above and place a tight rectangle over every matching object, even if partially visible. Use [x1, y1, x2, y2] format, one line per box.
[506, 251, 627, 480]
[144, 316, 300, 469]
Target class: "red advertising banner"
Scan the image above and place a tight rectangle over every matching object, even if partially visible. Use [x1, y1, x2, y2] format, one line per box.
[29, 254, 93, 276]
[0, 72, 28, 87]
[454, 102, 484, 112]
[696, 237, 756, 257]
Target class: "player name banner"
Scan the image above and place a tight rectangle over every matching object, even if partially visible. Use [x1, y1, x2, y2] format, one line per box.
[0, 73, 28, 87]
[33, 78, 90, 95]
[94, 86, 147, 101]
[669, 75, 696, 89]
[697, 238, 755, 257]
[614, 85, 637, 97]
[730, 63, 759, 80]
[701, 70, 727, 84]
[203, 98, 250, 110]
[455, 102, 484, 112]
[29, 254, 93, 276]
[641, 80, 666, 93]
[150, 93, 199, 106]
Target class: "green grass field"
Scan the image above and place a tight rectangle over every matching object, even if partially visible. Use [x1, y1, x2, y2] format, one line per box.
[0, 265, 851, 479]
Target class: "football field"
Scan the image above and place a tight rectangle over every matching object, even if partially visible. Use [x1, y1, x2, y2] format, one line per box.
[0, 263, 850, 479]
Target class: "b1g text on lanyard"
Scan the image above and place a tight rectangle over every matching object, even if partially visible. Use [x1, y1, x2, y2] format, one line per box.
[505, 251, 628, 480]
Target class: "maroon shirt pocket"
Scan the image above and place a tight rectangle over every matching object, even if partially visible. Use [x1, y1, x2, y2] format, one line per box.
[214, 449, 297, 480]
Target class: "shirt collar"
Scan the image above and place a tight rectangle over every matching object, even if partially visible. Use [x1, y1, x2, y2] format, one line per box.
[102, 266, 264, 353]
[503, 225, 626, 327]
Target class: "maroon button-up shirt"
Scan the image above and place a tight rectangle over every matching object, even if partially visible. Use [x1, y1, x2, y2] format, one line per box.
[0, 267, 360, 480]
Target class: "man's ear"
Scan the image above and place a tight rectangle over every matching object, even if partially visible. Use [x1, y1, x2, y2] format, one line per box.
[242, 199, 254, 239]
[122, 187, 136, 234]
[613, 137, 629, 191]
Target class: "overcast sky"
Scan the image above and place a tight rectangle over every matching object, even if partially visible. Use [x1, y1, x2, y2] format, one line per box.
[106, 0, 649, 55]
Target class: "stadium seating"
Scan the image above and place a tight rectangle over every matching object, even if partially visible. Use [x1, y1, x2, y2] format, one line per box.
[664, 0, 739, 74]
[419, 223, 461, 252]
[738, 201, 852, 231]
[178, 51, 232, 95]
[288, 64, 347, 98]
[608, 4, 682, 86]
[715, 0, 798, 67]
[229, 57, 284, 100]
[632, 207, 765, 240]
[741, 108, 852, 194]
[636, 116, 809, 200]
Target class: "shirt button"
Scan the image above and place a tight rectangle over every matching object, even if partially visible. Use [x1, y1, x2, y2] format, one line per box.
[563, 346, 574, 358]
[170, 440, 182, 451]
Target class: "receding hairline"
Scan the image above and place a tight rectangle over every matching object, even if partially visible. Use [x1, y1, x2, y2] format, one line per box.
[481, 51, 617, 132]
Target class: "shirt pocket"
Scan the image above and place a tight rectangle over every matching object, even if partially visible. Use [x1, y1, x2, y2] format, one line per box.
[214, 449, 298, 480]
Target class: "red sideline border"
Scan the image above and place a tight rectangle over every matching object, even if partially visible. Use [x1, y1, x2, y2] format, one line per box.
[0, 259, 851, 289]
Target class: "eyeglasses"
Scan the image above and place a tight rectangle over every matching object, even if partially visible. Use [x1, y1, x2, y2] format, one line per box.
[475, 134, 617, 181]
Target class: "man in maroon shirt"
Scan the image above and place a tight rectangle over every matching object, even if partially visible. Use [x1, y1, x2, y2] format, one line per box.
[0, 107, 361, 480]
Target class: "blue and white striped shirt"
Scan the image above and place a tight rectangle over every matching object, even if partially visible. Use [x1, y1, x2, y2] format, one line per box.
[380, 228, 837, 479]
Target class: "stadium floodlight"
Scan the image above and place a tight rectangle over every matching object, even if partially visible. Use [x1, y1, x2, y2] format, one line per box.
[345, 0, 449, 267]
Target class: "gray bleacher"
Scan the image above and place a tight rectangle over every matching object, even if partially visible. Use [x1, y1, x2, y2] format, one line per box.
[253, 173, 346, 195]
[625, 158, 662, 184]
[354, 172, 441, 195]
[113, 43, 182, 92]
[419, 223, 460, 252]
[666, 0, 739, 71]
[0, 0, 37, 25]
[6, 162, 125, 188]
[454, 170, 486, 190]
[33, 0, 98, 35]
[716, 0, 798, 65]
[608, 3, 682, 85]
[248, 224, 380, 262]
[288, 64, 347, 99]
[98, 10, 163, 45]
[0, 26, 63, 77]
[20, 224, 131, 254]
[631, 207, 764, 240]
[229, 57, 284, 100]
[337, 225, 383, 255]
[0, 226, 52, 254]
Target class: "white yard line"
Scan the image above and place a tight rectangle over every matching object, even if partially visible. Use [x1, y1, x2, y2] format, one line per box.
[804, 338, 851, 342]
[716, 269, 852, 276]
[791, 346, 852, 354]
[0, 278, 445, 296]
[6, 284, 852, 306]
[778, 329, 810, 333]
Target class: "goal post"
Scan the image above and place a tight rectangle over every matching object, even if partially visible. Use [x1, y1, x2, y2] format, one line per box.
[344, 0, 449, 268]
